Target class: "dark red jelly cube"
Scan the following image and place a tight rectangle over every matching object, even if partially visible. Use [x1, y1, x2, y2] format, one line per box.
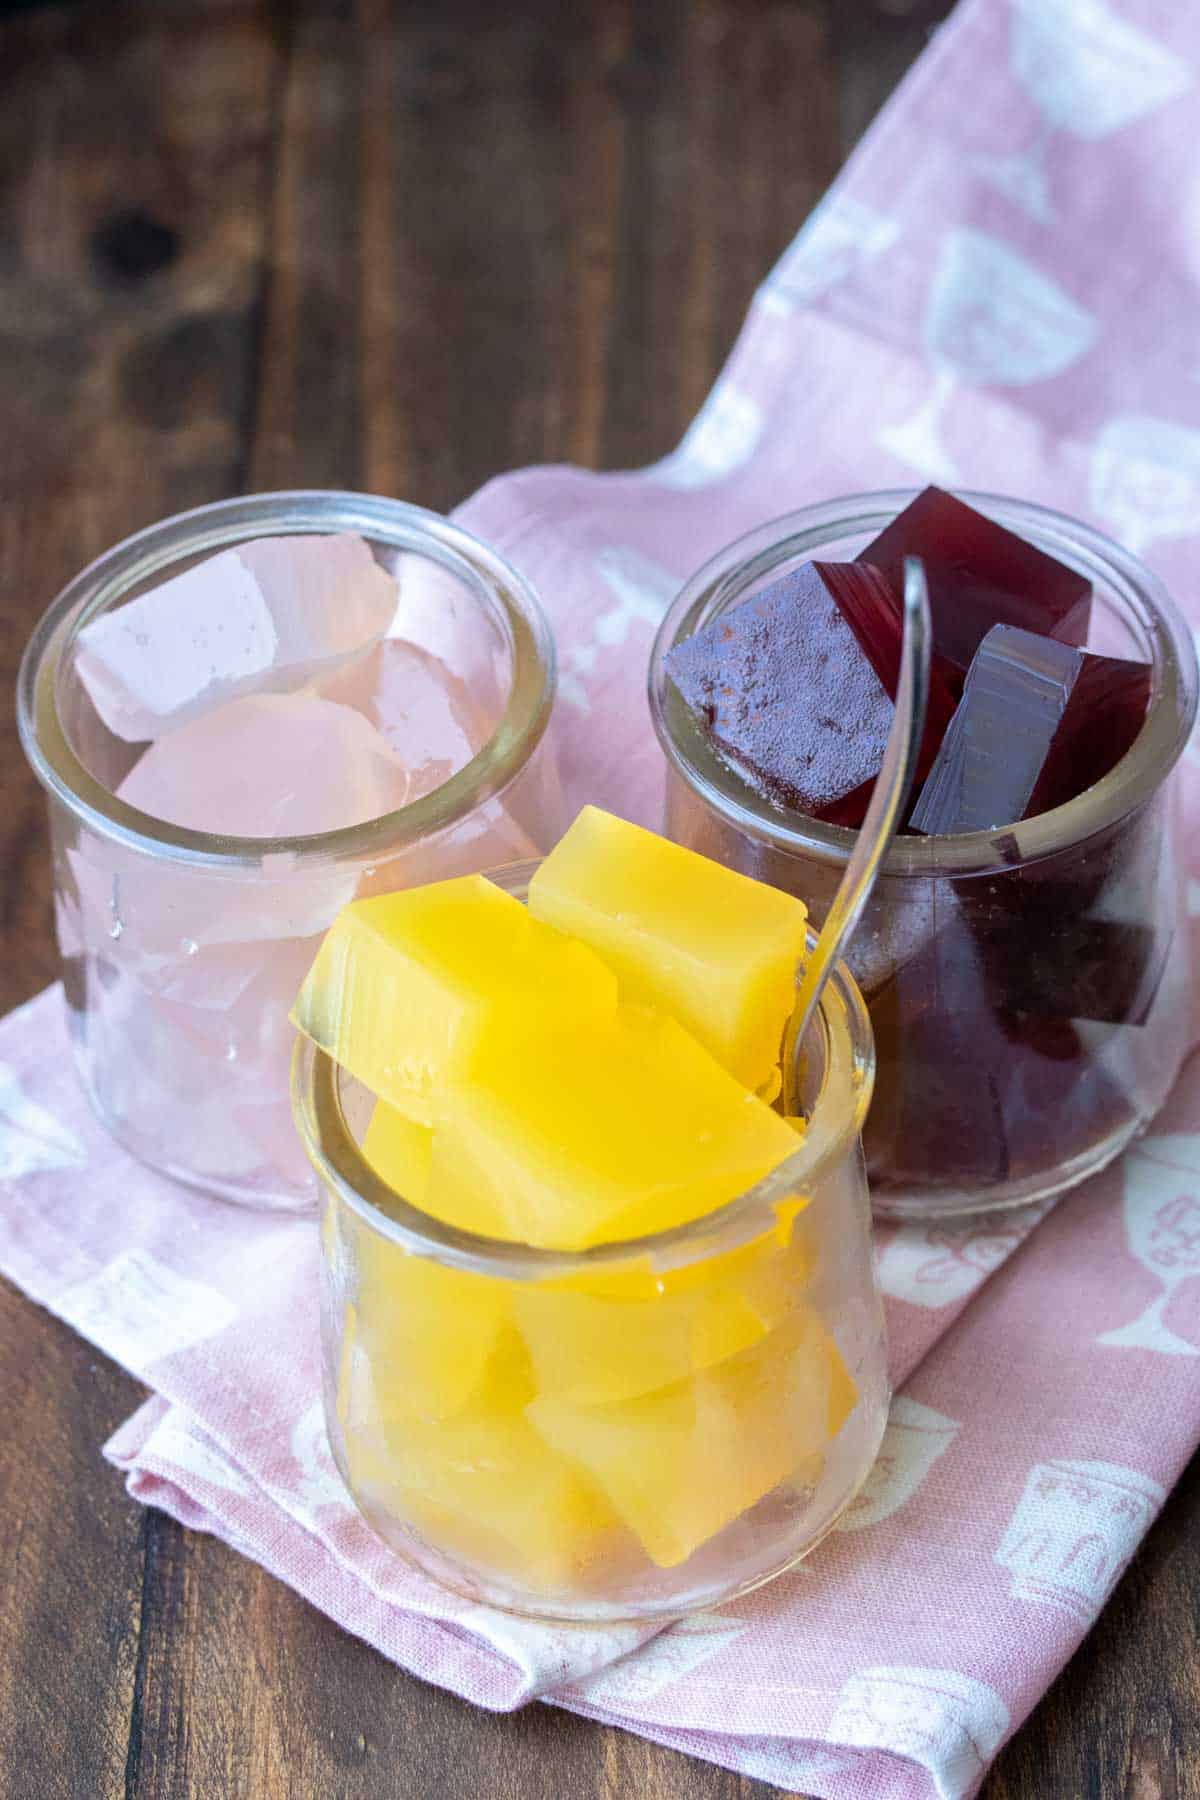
[858, 486, 1092, 678]
[957, 802, 1171, 1031]
[664, 562, 893, 827]
[818, 561, 959, 781]
[910, 624, 1151, 835]
[973, 914, 1171, 1027]
[1027, 650, 1152, 816]
[863, 925, 1131, 1199]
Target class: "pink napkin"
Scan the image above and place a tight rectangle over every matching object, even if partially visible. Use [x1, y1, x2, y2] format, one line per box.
[4, 0, 1200, 1793]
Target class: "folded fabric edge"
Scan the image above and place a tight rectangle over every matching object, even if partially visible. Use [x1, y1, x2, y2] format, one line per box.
[103, 1394, 544, 1714]
[551, 1695, 943, 1800]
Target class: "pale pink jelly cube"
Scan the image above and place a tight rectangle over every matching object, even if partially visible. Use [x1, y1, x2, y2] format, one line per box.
[316, 639, 489, 804]
[75, 532, 397, 741]
[316, 638, 541, 874]
[117, 692, 413, 836]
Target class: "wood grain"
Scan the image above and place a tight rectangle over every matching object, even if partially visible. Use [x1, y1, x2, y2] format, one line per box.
[1, 1, 1196, 1796]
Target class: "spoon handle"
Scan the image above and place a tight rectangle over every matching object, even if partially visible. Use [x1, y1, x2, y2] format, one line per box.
[782, 556, 932, 1115]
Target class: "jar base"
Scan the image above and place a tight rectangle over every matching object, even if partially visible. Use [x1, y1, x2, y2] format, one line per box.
[70, 1023, 318, 1216]
[327, 1368, 891, 1627]
[868, 1106, 1149, 1222]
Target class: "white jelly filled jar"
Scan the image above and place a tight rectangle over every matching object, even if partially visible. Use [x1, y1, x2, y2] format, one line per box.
[18, 491, 563, 1211]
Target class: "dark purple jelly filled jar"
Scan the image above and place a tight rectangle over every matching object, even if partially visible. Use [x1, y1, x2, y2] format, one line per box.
[649, 490, 1198, 1220]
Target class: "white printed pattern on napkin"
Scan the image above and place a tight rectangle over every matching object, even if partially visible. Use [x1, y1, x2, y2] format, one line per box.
[995, 1459, 1165, 1624]
[1099, 1136, 1200, 1356]
[974, 0, 1191, 224]
[0, 1063, 88, 1180]
[877, 1205, 1053, 1310]
[837, 1398, 961, 1533]
[54, 1249, 236, 1370]
[827, 1667, 1010, 1800]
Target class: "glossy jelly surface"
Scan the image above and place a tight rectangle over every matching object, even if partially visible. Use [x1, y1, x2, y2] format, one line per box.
[291, 875, 617, 1128]
[912, 624, 1153, 834]
[423, 1004, 801, 1250]
[664, 562, 893, 827]
[858, 485, 1092, 676]
[527, 805, 808, 1093]
[818, 560, 959, 779]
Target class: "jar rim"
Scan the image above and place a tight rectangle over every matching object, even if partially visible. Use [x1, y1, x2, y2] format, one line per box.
[16, 490, 557, 873]
[648, 486, 1199, 878]
[290, 862, 875, 1280]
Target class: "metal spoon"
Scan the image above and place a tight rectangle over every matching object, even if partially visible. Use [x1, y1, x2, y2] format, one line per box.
[782, 555, 932, 1117]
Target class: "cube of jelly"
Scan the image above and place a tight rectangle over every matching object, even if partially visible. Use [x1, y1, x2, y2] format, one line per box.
[117, 693, 413, 836]
[291, 875, 618, 1126]
[76, 532, 398, 741]
[369, 1418, 624, 1593]
[527, 1309, 854, 1568]
[966, 892, 1172, 1030]
[858, 486, 1092, 678]
[363, 1097, 520, 1239]
[425, 1006, 803, 1251]
[316, 638, 486, 801]
[863, 925, 1130, 1198]
[513, 1246, 786, 1407]
[1026, 648, 1152, 817]
[911, 625, 1152, 834]
[951, 796, 1172, 1038]
[348, 1223, 512, 1421]
[527, 806, 808, 1093]
[864, 936, 1011, 1193]
[362, 1100, 434, 1207]
[818, 562, 959, 779]
[345, 1336, 627, 1592]
[664, 562, 894, 827]
[513, 1220, 811, 1407]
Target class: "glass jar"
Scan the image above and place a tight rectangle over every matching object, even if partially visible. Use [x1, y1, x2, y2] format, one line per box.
[649, 489, 1198, 1220]
[17, 492, 563, 1212]
[293, 864, 888, 1624]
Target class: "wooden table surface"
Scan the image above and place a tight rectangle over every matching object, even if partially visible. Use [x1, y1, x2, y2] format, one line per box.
[1, 2, 1198, 1795]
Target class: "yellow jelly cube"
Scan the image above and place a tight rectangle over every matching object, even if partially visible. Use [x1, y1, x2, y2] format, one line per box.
[425, 1005, 802, 1251]
[656, 1199, 811, 1311]
[344, 1330, 626, 1592]
[345, 1213, 514, 1421]
[362, 1100, 434, 1207]
[528, 806, 808, 1092]
[513, 1218, 812, 1404]
[353, 1412, 625, 1593]
[514, 1280, 766, 1407]
[826, 1335, 859, 1440]
[362, 1097, 510, 1239]
[528, 1308, 855, 1568]
[292, 874, 617, 1125]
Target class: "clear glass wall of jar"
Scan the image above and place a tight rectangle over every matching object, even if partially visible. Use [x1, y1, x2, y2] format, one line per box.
[17, 492, 564, 1212]
[293, 865, 888, 1624]
[649, 490, 1198, 1220]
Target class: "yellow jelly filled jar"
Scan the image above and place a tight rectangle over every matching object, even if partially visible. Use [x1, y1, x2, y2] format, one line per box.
[291, 862, 889, 1624]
